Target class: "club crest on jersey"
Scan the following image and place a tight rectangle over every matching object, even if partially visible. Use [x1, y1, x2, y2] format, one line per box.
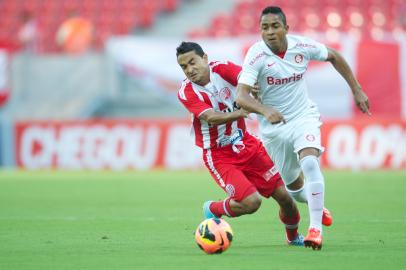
[306, 134, 316, 141]
[295, 54, 304, 63]
[219, 87, 231, 101]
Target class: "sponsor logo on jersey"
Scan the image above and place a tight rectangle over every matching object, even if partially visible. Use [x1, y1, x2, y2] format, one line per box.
[295, 43, 316, 48]
[267, 73, 304, 85]
[217, 129, 243, 147]
[295, 54, 304, 63]
[249, 52, 265, 65]
[263, 166, 278, 181]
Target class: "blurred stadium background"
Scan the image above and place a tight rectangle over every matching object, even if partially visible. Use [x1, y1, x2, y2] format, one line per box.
[0, 0, 405, 170]
[0, 1, 406, 269]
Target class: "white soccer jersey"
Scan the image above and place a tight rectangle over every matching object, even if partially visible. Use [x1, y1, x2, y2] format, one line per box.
[239, 34, 328, 133]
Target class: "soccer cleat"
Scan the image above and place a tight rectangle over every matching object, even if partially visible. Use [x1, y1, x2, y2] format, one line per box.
[287, 234, 305, 246]
[203, 201, 219, 219]
[304, 228, 323, 250]
[322, 208, 333, 226]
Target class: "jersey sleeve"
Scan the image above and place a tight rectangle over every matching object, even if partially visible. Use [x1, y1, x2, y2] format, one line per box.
[177, 83, 212, 117]
[238, 45, 263, 87]
[303, 37, 328, 61]
[210, 61, 242, 86]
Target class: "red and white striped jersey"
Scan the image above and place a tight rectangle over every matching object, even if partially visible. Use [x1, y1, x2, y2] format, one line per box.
[177, 61, 247, 149]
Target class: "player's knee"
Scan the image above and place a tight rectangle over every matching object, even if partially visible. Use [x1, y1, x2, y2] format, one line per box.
[300, 156, 320, 175]
[245, 198, 261, 214]
[241, 193, 262, 214]
[300, 156, 324, 184]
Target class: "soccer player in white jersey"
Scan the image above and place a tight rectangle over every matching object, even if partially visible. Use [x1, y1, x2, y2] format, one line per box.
[236, 6, 371, 250]
[176, 41, 306, 246]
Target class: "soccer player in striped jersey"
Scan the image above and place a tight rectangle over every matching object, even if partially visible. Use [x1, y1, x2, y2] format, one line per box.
[176, 41, 304, 246]
[236, 6, 371, 250]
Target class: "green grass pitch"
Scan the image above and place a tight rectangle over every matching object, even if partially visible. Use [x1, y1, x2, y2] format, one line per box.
[1, 170, 406, 270]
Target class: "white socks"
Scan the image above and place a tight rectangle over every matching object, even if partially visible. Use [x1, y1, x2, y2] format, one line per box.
[287, 185, 308, 203]
[300, 155, 325, 232]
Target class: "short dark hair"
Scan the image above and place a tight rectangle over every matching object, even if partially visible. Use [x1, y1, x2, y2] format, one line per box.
[176, 41, 205, 57]
[261, 6, 287, 26]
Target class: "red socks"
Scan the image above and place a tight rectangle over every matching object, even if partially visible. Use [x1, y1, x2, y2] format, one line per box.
[279, 211, 300, 241]
[209, 198, 236, 218]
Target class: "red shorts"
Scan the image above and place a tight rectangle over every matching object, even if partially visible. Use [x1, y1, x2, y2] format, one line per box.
[202, 133, 284, 202]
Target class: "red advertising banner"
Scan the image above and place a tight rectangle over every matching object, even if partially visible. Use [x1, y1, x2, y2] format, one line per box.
[0, 50, 10, 107]
[15, 118, 406, 170]
[320, 118, 406, 170]
[15, 119, 201, 170]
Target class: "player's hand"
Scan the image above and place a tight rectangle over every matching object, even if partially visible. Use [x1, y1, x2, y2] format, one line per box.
[239, 108, 250, 118]
[353, 87, 371, 116]
[263, 107, 286, 124]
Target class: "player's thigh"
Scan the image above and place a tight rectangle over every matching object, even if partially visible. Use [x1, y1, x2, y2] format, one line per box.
[243, 146, 285, 198]
[262, 133, 301, 186]
[293, 115, 324, 156]
[204, 161, 257, 202]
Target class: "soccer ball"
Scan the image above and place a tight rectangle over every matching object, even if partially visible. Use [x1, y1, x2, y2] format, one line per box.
[194, 218, 233, 254]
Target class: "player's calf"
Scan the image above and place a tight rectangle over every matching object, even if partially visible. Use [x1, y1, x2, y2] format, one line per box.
[204, 192, 262, 218]
[300, 155, 325, 231]
[272, 186, 302, 245]
[287, 185, 308, 203]
[286, 174, 308, 203]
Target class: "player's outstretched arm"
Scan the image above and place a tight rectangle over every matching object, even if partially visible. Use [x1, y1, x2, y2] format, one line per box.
[326, 47, 371, 115]
[236, 83, 285, 124]
[199, 108, 249, 126]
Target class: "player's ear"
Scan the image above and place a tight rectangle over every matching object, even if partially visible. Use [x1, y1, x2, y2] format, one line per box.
[285, 24, 289, 32]
[203, 53, 208, 63]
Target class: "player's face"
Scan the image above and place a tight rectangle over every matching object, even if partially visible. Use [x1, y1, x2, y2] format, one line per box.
[177, 51, 209, 85]
[260, 13, 289, 53]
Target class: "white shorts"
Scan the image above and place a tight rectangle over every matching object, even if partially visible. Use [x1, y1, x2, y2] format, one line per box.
[261, 111, 324, 185]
